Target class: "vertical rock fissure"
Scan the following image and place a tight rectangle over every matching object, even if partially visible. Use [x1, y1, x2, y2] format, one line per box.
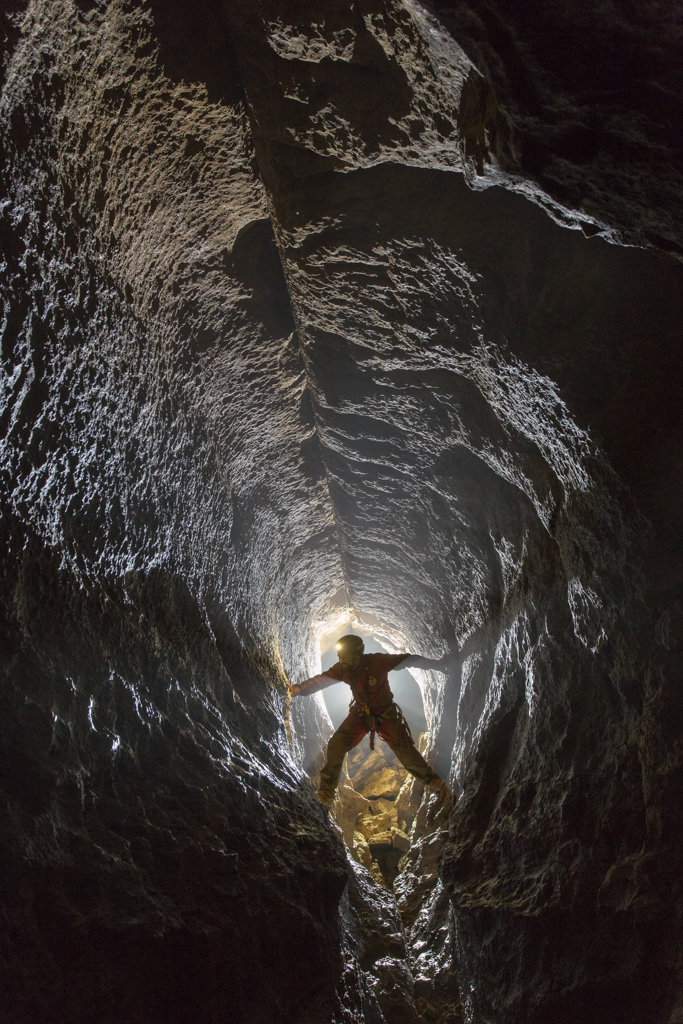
[267, 202, 359, 620]
[234, 159, 438, 1016]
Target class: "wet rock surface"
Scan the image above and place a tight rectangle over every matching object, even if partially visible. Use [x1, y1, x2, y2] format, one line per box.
[0, 3, 348, 1021]
[1, 2, 682, 1023]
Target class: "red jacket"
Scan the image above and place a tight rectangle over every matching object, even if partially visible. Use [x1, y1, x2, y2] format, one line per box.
[296, 652, 409, 711]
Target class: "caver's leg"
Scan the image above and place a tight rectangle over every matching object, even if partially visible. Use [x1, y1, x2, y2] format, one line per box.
[379, 709, 440, 787]
[318, 710, 367, 806]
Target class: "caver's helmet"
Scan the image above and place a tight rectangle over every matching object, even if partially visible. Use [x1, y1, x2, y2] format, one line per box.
[335, 634, 364, 654]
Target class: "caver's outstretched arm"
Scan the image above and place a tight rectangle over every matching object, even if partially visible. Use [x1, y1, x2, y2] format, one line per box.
[290, 671, 339, 697]
[399, 646, 460, 673]
[400, 654, 445, 671]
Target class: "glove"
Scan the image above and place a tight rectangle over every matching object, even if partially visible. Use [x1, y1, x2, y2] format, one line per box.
[289, 681, 301, 696]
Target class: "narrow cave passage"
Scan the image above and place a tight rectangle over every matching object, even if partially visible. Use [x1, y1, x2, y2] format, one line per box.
[288, 612, 460, 1016]
[318, 624, 432, 890]
[1, 3, 682, 1024]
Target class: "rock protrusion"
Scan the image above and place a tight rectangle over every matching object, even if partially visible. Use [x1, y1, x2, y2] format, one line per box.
[396, 775, 424, 834]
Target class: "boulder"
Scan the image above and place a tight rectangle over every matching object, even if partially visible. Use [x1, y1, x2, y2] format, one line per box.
[350, 748, 391, 789]
[390, 828, 411, 854]
[352, 830, 373, 871]
[369, 797, 399, 824]
[368, 830, 395, 851]
[357, 809, 395, 841]
[359, 767, 404, 800]
[367, 827, 410, 854]
[333, 783, 371, 850]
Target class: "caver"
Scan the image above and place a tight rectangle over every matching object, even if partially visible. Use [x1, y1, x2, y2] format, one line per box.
[290, 634, 450, 806]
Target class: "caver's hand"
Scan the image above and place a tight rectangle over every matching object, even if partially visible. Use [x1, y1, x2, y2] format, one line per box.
[289, 681, 302, 696]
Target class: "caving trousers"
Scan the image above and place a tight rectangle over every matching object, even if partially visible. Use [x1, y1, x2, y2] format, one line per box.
[318, 702, 438, 804]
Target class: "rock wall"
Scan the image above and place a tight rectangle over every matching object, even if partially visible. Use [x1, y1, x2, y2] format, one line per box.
[0, 3, 353, 1021]
[1, 2, 681, 1023]
[423, 0, 683, 256]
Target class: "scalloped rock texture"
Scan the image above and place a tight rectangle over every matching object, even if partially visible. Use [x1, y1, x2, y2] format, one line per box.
[1, 2, 682, 1023]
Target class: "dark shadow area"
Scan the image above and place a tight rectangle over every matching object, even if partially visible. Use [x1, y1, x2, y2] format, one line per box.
[227, 218, 297, 338]
[422, 0, 683, 252]
[146, 0, 244, 107]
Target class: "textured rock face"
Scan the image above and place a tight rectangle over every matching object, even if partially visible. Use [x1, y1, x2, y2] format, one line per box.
[1, 2, 682, 1023]
[423, 0, 683, 256]
[0, 3, 351, 1021]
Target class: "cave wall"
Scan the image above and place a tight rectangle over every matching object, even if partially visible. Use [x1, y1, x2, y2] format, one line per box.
[422, 0, 683, 256]
[0, 3, 356, 1021]
[222, 6, 683, 1021]
[1, 2, 682, 1023]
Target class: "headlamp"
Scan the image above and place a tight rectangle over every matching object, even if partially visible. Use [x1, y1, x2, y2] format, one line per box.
[335, 635, 364, 655]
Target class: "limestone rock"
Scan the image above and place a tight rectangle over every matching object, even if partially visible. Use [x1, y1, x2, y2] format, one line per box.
[369, 826, 412, 856]
[406, 881, 461, 1024]
[352, 830, 373, 871]
[349, 747, 394, 789]
[425, 0, 683, 256]
[390, 828, 411, 854]
[1, 1, 681, 1022]
[358, 809, 395, 842]
[396, 776, 424, 833]
[360, 767, 405, 800]
[343, 863, 421, 1023]
[369, 860, 387, 889]
[369, 796, 399, 823]
[368, 829, 395, 851]
[333, 781, 371, 850]
[396, 829, 447, 927]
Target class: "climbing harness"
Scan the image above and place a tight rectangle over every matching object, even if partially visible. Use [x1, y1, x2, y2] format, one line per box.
[360, 702, 392, 750]
[346, 656, 415, 751]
